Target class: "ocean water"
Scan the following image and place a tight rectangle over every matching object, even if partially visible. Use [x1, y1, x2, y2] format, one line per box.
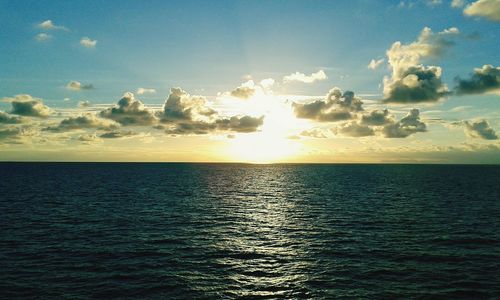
[0, 163, 499, 299]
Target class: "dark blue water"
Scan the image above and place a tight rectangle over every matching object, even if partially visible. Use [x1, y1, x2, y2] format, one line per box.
[1, 163, 499, 299]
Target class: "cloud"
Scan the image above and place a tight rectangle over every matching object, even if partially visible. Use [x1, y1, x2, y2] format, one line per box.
[283, 70, 327, 84]
[35, 33, 52, 42]
[37, 20, 67, 31]
[160, 87, 264, 135]
[160, 88, 216, 123]
[78, 100, 91, 108]
[383, 65, 449, 103]
[334, 121, 375, 137]
[80, 37, 97, 48]
[463, 120, 498, 140]
[367, 58, 385, 70]
[78, 133, 101, 143]
[99, 130, 136, 139]
[100, 92, 157, 125]
[66, 81, 94, 91]
[230, 80, 257, 99]
[5, 95, 51, 118]
[383, 27, 460, 103]
[464, 0, 500, 22]
[454, 64, 500, 95]
[382, 109, 427, 138]
[451, 0, 466, 8]
[292, 88, 363, 122]
[46, 114, 120, 132]
[216, 115, 264, 133]
[360, 109, 394, 126]
[0, 111, 23, 124]
[300, 128, 329, 138]
[137, 87, 156, 95]
[260, 78, 275, 89]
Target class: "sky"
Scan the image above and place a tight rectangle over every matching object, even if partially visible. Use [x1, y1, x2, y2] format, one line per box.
[0, 0, 499, 163]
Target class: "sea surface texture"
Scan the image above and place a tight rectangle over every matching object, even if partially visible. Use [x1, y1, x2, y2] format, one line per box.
[1, 163, 499, 299]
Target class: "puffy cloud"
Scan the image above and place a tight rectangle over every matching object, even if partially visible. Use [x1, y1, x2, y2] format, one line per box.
[80, 37, 97, 48]
[334, 121, 375, 137]
[260, 78, 275, 89]
[37, 20, 67, 31]
[230, 80, 257, 99]
[35, 33, 52, 42]
[0, 111, 23, 124]
[160, 88, 264, 135]
[464, 0, 500, 22]
[137, 87, 156, 95]
[283, 70, 327, 84]
[454, 65, 500, 95]
[160, 88, 216, 122]
[360, 109, 393, 126]
[100, 92, 157, 125]
[464, 120, 498, 140]
[5, 95, 51, 118]
[66, 81, 94, 91]
[46, 114, 120, 132]
[292, 88, 363, 122]
[382, 109, 427, 138]
[383, 27, 460, 103]
[99, 130, 136, 139]
[0, 126, 36, 143]
[383, 65, 448, 103]
[368, 58, 385, 70]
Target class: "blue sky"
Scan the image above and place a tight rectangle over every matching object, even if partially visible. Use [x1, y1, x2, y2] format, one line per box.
[0, 0, 499, 162]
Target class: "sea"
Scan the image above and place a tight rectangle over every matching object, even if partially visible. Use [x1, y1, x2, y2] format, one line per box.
[0, 163, 499, 299]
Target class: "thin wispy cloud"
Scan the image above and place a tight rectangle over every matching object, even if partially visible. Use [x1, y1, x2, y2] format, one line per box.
[283, 70, 327, 84]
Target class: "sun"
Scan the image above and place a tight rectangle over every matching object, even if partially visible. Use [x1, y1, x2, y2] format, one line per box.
[223, 94, 302, 163]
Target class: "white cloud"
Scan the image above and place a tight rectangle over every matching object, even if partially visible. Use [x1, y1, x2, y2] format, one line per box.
[35, 33, 52, 42]
[367, 58, 385, 70]
[283, 70, 327, 84]
[37, 20, 68, 31]
[464, 0, 500, 22]
[80, 37, 97, 48]
[451, 0, 466, 8]
[136, 87, 156, 95]
[260, 78, 275, 89]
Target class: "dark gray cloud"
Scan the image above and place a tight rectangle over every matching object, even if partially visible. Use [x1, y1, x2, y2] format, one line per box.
[0, 111, 23, 124]
[360, 109, 393, 126]
[383, 65, 448, 103]
[216, 115, 265, 133]
[464, 120, 498, 140]
[8, 95, 51, 118]
[455, 65, 500, 95]
[382, 109, 427, 138]
[46, 114, 120, 132]
[66, 81, 94, 91]
[100, 92, 157, 125]
[99, 130, 136, 139]
[334, 121, 375, 137]
[293, 88, 363, 122]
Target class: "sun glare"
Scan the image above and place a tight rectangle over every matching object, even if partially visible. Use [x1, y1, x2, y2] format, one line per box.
[225, 94, 302, 163]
